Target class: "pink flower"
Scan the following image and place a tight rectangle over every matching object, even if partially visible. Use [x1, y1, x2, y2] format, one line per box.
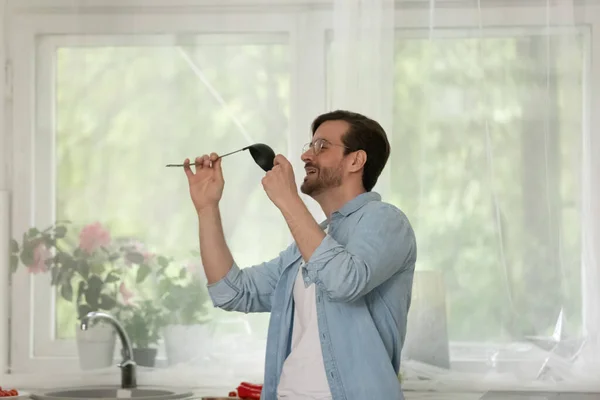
[27, 243, 52, 274]
[78, 222, 111, 254]
[119, 282, 134, 305]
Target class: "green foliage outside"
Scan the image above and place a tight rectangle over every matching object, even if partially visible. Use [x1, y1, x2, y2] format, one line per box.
[388, 35, 583, 340]
[50, 32, 584, 344]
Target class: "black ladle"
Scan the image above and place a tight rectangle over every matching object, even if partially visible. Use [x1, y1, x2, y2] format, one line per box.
[166, 143, 275, 172]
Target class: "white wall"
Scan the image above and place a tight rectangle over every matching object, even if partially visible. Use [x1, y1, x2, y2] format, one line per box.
[0, 0, 6, 191]
[0, 0, 9, 376]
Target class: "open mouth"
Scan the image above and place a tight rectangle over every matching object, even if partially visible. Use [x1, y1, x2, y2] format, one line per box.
[305, 168, 318, 176]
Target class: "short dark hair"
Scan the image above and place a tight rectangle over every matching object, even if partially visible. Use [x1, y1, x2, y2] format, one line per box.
[311, 110, 390, 192]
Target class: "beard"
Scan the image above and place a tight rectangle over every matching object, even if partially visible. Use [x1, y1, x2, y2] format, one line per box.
[300, 163, 343, 196]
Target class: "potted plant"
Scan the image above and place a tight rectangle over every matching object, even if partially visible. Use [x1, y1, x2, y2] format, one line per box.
[156, 258, 214, 366]
[9, 221, 144, 370]
[116, 299, 165, 367]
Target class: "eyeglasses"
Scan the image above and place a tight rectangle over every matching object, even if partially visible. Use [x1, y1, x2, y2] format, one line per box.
[302, 138, 350, 155]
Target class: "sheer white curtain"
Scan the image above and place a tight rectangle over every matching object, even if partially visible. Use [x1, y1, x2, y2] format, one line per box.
[4, 0, 600, 395]
[328, 0, 598, 391]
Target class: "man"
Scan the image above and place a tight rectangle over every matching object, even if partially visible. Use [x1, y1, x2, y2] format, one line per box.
[183, 110, 416, 400]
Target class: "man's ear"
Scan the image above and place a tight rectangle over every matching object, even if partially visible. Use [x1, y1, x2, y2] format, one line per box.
[347, 150, 367, 173]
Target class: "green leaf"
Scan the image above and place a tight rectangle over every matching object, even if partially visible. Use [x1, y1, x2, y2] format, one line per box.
[85, 275, 103, 308]
[179, 268, 187, 279]
[87, 274, 103, 291]
[54, 226, 67, 238]
[99, 294, 117, 310]
[136, 264, 151, 284]
[42, 234, 55, 248]
[59, 269, 73, 286]
[58, 252, 75, 270]
[90, 263, 105, 275]
[60, 282, 73, 302]
[50, 267, 60, 285]
[20, 244, 35, 267]
[157, 256, 169, 268]
[27, 227, 39, 237]
[78, 304, 93, 320]
[105, 272, 120, 283]
[78, 260, 90, 280]
[77, 281, 86, 304]
[157, 265, 168, 276]
[157, 278, 171, 297]
[10, 255, 18, 273]
[10, 239, 19, 254]
[163, 294, 178, 312]
[126, 252, 145, 265]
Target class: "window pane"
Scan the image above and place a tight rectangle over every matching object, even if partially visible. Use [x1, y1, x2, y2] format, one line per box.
[328, 31, 584, 343]
[54, 39, 291, 342]
[393, 34, 584, 342]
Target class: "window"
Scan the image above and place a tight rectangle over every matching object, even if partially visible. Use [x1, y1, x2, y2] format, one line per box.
[325, 28, 586, 345]
[9, 8, 313, 375]
[50, 36, 291, 339]
[390, 31, 585, 342]
[4, 0, 599, 390]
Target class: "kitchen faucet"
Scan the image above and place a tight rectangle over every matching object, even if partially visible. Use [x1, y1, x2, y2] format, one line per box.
[80, 311, 137, 389]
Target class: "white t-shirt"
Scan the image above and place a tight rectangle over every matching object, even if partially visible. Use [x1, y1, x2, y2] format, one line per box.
[277, 228, 332, 400]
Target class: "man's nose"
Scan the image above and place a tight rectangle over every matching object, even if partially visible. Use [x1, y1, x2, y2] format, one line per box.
[301, 150, 313, 163]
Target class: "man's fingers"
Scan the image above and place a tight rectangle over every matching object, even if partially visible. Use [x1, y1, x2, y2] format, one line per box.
[273, 154, 289, 167]
[186, 152, 222, 181]
[195, 156, 203, 169]
[213, 157, 224, 181]
[183, 158, 194, 179]
[202, 154, 211, 168]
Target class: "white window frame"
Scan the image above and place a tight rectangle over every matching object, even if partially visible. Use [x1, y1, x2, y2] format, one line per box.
[3, 0, 600, 383]
[6, 1, 329, 375]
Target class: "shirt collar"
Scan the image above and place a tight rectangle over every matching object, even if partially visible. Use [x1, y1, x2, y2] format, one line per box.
[319, 191, 382, 228]
[336, 191, 381, 216]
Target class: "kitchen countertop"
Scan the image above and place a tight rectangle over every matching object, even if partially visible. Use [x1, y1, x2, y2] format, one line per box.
[188, 389, 600, 400]
[15, 386, 600, 399]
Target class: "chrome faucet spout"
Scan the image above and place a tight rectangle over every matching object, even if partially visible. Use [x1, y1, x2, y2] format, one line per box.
[80, 311, 137, 389]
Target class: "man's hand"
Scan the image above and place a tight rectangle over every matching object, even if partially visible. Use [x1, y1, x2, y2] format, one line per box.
[261, 154, 300, 211]
[262, 154, 325, 261]
[184, 153, 225, 215]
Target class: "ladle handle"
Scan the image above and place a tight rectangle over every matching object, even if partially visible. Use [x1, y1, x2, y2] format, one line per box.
[165, 147, 248, 167]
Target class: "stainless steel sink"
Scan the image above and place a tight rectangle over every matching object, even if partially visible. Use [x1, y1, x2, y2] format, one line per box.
[30, 386, 194, 400]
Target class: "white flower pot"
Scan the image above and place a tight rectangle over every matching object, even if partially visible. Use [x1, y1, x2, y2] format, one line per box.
[163, 323, 214, 366]
[75, 321, 116, 370]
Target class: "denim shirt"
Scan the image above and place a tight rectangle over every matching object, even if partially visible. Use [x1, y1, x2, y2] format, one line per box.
[207, 192, 417, 400]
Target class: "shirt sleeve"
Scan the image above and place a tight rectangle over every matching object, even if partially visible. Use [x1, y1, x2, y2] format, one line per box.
[207, 244, 294, 313]
[303, 204, 416, 302]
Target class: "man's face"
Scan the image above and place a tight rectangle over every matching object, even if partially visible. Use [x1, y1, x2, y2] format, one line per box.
[300, 120, 349, 197]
